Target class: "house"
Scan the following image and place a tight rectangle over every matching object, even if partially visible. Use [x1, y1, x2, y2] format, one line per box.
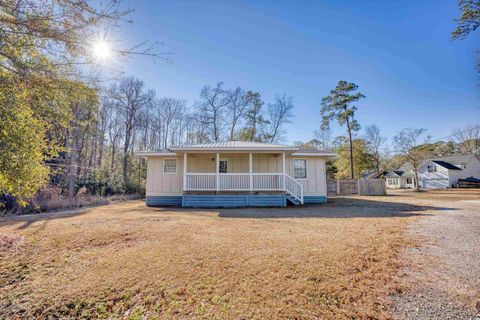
[136, 141, 336, 207]
[383, 154, 480, 189]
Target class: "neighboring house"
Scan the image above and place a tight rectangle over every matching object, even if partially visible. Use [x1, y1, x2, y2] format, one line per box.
[136, 141, 336, 207]
[383, 154, 480, 189]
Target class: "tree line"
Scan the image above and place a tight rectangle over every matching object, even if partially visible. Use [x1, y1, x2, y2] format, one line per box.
[64, 77, 295, 198]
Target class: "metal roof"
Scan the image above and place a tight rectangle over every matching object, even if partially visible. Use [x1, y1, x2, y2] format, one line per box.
[170, 141, 295, 150]
[170, 141, 298, 151]
[136, 141, 337, 157]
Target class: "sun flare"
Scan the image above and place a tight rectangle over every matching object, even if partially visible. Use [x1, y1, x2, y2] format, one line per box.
[93, 40, 111, 60]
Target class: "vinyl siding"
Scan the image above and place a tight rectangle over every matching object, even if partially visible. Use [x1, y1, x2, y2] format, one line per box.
[145, 153, 328, 197]
[182, 194, 286, 207]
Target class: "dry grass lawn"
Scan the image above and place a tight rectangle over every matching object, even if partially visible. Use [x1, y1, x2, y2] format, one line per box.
[0, 196, 440, 319]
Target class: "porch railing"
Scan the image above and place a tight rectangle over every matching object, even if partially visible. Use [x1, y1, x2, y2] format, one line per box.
[285, 174, 303, 204]
[185, 172, 303, 204]
[185, 173, 216, 190]
[185, 173, 284, 191]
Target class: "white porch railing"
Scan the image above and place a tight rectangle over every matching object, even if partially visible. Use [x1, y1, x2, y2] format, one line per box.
[285, 174, 304, 204]
[252, 173, 284, 190]
[184, 172, 304, 204]
[185, 173, 216, 190]
[219, 173, 250, 190]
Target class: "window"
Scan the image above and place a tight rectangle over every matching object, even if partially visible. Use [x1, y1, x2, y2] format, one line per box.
[387, 178, 398, 185]
[427, 164, 436, 173]
[219, 160, 228, 173]
[406, 178, 412, 184]
[294, 159, 307, 179]
[163, 159, 177, 174]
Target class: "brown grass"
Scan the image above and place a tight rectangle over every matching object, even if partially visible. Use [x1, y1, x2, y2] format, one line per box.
[0, 197, 429, 319]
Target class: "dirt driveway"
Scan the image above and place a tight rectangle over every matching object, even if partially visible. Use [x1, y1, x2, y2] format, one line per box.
[386, 190, 480, 319]
[0, 190, 479, 319]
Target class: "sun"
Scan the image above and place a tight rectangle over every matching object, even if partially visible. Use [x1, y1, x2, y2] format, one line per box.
[93, 40, 111, 60]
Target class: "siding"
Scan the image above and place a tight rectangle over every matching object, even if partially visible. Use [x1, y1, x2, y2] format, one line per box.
[286, 156, 327, 196]
[146, 153, 328, 197]
[303, 196, 327, 204]
[146, 196, 182, 206]
[447, 156, 480, 186]
[146, 156, 183, 196]
[182, 194, 286, 207]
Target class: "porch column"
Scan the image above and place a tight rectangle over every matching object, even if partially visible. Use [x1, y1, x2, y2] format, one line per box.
[183, 153, 188, 191]
[216, 153, 220, 192]
[282, 152, 286, 190]
[249, 153, 253, 191]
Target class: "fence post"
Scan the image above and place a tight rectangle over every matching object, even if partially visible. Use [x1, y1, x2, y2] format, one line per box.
[336, 179, 340, 195]
[357, 179, 361, 195]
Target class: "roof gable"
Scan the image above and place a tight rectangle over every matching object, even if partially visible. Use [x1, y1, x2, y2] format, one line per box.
[430, 160, 462, 170]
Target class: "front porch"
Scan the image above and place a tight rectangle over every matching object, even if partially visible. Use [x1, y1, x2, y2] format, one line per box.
[182, 152, 303, 204]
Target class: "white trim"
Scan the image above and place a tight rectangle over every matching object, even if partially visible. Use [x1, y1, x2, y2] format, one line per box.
[249, 153, 253, 191]
[216, 153, 220, 192]
[137, 150, 337, 157]
[183, 153, 187, 189]
[293, 158, 307, 180]
[219, 159, 229, 173]
[292, 152, 337, 157]
[136, 151, 177, 157]
[163, 158, 178, 174]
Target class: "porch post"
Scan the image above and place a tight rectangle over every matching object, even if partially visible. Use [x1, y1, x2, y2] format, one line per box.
[249, 153, 253, 191]
[216, 153, 220, 192]
[282, 152, 286, 191]
[183, 153, 187, 191]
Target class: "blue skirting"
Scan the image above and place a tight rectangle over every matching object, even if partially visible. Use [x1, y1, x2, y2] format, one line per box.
[146, 196, 182, 206]
[303, 196, 327, 204]
[182, 194, 286, 208]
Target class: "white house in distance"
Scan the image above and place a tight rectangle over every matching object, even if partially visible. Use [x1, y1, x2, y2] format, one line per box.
[136, 141, 336, 207]
[384, 154, 480, 189]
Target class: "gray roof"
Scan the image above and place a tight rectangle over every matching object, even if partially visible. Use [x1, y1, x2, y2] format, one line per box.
[395, 154, 478, 174]
[431, 160, 462, 170]
[296, 147, 333, 154]
[170, 141, 296, 150]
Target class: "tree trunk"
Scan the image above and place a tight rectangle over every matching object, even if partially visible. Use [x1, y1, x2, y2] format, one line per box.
[414, 166, 420, 191]
[346, 117, 355, 179]
[123, 124, 132, 189]
[68, 103, 79, 199]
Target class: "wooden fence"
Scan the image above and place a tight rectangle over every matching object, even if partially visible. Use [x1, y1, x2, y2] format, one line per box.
[327, 179, 386, 196]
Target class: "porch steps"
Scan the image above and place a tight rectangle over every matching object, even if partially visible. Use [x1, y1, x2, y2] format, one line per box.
[285, 193, 301, 206]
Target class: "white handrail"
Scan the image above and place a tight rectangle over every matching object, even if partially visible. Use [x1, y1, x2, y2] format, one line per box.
[285, 174, 304, 204]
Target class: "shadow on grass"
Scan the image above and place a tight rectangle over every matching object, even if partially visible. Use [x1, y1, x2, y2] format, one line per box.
[0, 208, 92, 230]
[147, 197, 455, 219]
[196, 197, 455, 219]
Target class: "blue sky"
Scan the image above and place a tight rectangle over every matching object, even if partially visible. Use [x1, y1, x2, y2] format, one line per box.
[112, 0, 479, 144]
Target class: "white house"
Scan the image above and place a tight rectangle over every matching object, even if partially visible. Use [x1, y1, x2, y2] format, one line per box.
[136, 141, 336, 207]
[384, 154, 480, 189]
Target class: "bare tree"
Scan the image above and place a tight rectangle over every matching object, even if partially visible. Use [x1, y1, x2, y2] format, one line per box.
[158, 98, 186, 148]
[313, 127, 333, 151]
[199, 82, 228, 142]
[452, 123, 480, 154]
[266, 94, 294, 143]
[225, 87, 249, 140]
[393, 128, 429, 191]
[109, 76, 153, 188]
[364, 125, 387, 176]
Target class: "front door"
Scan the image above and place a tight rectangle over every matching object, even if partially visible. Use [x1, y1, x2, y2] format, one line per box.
[219, 160, 228, 173]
